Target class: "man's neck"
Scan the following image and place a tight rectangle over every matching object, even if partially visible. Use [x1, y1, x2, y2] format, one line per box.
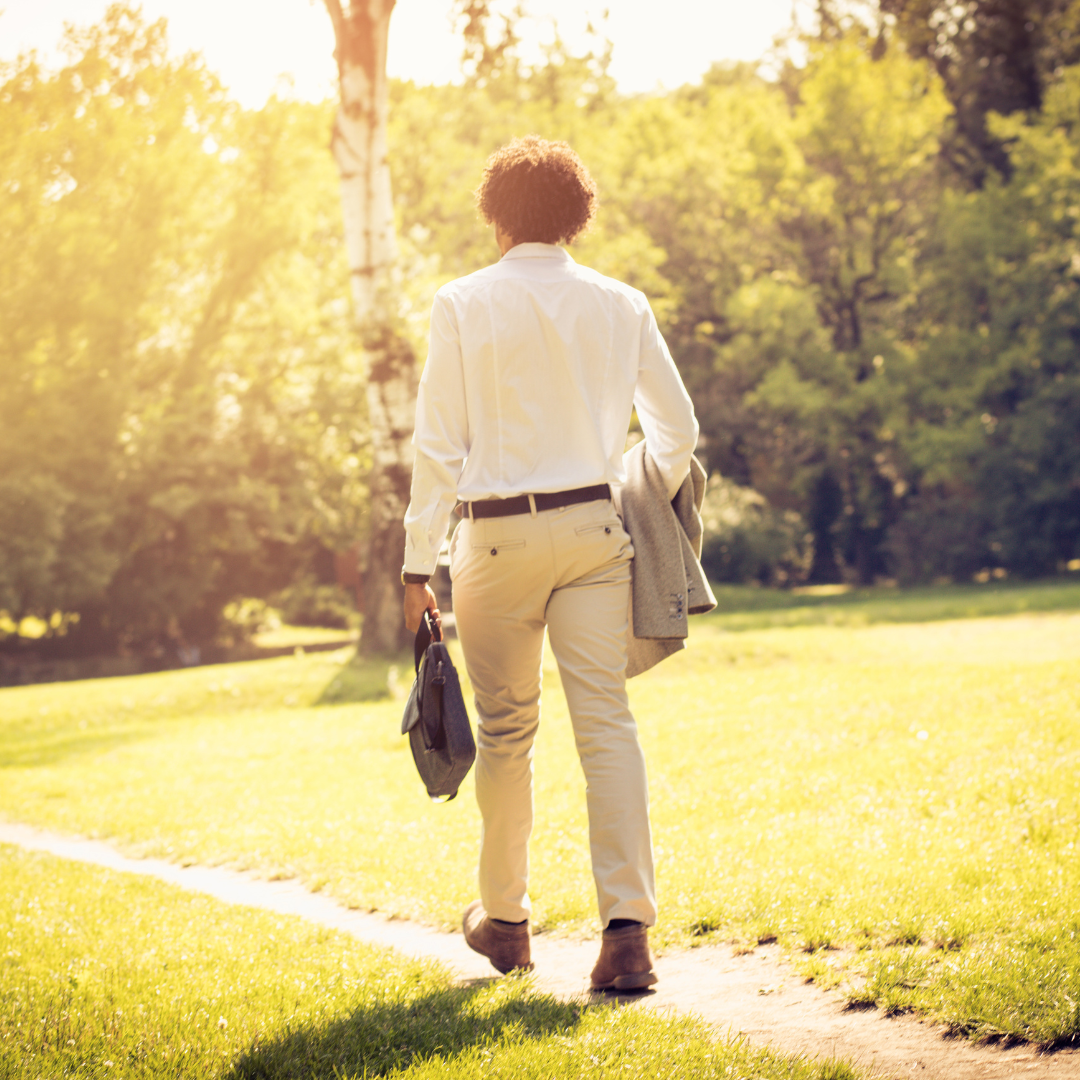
[495, 224, 518, 255]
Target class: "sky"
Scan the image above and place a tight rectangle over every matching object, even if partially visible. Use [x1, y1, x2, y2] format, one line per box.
[0, 0, 811, 107]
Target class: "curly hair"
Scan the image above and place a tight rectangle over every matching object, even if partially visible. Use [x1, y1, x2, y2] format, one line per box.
[475, 135, 598, 245]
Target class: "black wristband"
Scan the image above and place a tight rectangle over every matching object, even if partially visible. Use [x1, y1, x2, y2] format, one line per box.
[401, 571, 431, 585]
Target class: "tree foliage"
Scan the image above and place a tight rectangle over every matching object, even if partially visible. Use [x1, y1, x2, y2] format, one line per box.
[4, 1, 1079, 659]
[881, 0, 1080, 182]
[0, 5, 365, 655]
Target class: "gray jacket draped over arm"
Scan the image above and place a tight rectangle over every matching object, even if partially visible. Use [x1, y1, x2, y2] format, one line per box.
[613, 441, 717, 678]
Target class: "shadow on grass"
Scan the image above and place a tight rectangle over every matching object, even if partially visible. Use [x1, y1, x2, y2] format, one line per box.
[225, 979, 584, 1079]
[316, 649, 414, 706]
[223, 978, 867, 1080]
[0, 724, 152, 770]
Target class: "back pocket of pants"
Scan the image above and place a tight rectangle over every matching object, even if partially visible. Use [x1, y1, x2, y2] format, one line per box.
[473, 538, 526, 553]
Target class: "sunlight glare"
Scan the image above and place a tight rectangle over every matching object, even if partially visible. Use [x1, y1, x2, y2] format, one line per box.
[1, 0, 807, 108]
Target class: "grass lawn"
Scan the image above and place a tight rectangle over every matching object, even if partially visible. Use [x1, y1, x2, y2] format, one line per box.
[0, 844, 858, 1079]
[1, 580, 1079, 1045]
[707, 576, 1080, 630]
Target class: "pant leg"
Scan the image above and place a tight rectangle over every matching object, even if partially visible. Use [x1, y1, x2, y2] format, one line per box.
[450, 513, 552, 923]
[545, 511, 657, 928]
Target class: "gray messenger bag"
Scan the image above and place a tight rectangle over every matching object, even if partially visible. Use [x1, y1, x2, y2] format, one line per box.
[401, 610, 475, 802]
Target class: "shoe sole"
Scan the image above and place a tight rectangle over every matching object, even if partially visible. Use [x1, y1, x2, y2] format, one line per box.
[465, 943, 534, 976]
[463, 934, 533, 975]
[592, 969, 658, 991]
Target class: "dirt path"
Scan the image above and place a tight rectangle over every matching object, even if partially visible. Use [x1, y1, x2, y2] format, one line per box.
[1, 821, 1075, 1079]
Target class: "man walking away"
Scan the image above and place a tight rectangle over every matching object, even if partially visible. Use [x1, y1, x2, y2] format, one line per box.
[401, 136, 698, 989]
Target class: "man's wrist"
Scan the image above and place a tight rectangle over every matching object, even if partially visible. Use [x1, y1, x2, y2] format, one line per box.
[401, 570, 431, 585]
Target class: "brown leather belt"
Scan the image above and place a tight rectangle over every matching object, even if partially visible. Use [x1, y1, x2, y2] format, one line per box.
[458, 483, 611, 520]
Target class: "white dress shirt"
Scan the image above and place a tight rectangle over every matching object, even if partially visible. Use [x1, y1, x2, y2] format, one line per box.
[402, 243, 698, 575]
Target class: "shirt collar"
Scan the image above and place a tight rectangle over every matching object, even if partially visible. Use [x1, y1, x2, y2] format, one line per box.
[500, 243, 574, 263]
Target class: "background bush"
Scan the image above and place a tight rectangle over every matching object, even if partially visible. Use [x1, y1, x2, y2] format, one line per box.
[699, 477, 810, 586]
[271, 579, 359, 631]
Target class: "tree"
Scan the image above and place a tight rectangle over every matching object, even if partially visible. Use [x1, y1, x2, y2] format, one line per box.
[761, 36, 947, 581]
[322, 0, 416, 653]
[892, 63, 1080, 578]
[880, 0, 1080, 184]
[0, 5, 366, 655]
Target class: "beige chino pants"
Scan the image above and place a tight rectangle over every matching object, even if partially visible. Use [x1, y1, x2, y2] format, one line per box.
[449, 497, 657, 929]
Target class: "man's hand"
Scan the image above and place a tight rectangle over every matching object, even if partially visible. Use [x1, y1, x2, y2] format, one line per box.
[403, 581, 440, 633]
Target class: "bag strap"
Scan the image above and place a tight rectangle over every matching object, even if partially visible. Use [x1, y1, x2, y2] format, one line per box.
[413, 609, 443, 675]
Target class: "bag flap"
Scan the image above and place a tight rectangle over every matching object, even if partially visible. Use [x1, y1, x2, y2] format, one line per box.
[402, 637, 445, 737]
[401, 672, 422, 734]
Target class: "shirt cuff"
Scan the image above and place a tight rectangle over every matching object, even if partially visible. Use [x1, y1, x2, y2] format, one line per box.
[402, 552, 439, 577]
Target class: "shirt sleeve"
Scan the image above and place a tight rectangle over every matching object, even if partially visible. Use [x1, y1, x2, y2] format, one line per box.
[633, 302, 699, 499]
[402, 293, 469, 575]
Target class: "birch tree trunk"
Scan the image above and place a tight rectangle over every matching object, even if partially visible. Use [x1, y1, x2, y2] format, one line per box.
[323, 0, 416, 654]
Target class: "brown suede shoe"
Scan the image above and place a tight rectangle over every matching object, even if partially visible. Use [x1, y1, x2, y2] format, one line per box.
[590, 922, 658, 991]
[462, 900, 533, 974]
